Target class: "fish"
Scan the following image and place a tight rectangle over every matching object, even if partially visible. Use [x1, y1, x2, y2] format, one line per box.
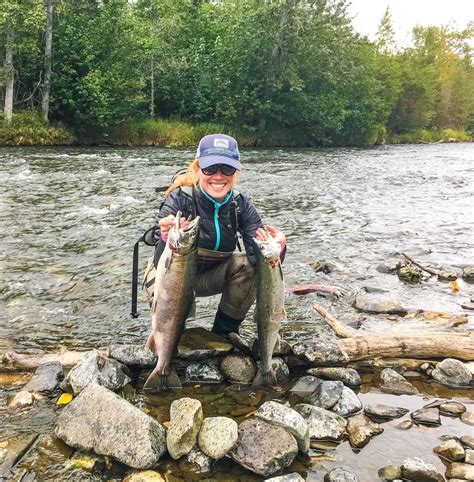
[251, 230, 286, 389]
[144, 211, 200, 391]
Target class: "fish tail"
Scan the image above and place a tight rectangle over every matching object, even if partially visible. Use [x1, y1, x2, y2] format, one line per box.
[144, 366, 181, 392]
[251, 367, 278, 390]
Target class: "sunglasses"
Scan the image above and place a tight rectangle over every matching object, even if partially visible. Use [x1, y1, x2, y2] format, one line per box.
[201, 164, 237, 176]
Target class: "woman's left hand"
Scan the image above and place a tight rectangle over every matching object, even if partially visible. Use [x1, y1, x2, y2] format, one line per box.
[255, 225, 286, 249]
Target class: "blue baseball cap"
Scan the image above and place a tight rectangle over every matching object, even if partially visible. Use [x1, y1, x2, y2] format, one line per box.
[196, 134, 241, 171]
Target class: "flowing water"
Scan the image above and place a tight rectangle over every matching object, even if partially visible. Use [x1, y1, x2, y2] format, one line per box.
[0, 143, 473, 480]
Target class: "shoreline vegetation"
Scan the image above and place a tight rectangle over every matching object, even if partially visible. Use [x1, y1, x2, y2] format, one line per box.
[1, 113, 472, 148]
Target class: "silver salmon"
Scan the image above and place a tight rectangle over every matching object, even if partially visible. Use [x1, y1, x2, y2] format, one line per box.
[251, 232, 286, 389]
[144, 212, 200, 391]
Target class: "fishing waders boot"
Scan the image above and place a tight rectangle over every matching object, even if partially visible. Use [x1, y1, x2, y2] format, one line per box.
[212, 308, 243, 337]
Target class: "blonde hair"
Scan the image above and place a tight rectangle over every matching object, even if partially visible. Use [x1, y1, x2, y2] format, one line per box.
[165, 159, 240, 196]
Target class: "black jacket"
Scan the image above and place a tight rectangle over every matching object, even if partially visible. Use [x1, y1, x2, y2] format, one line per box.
[154, 186, 264, 266]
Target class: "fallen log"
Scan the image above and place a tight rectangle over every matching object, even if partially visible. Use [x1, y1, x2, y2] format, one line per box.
[313, 304, 356, 338]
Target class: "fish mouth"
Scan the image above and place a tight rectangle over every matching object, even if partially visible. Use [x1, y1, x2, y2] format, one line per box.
[169, 214, 201, 253]
[253, 235, 280, 263]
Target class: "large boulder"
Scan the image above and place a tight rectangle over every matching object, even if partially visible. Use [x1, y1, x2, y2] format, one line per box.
[291, 337, 349, 366]
[305, 380, 344, 410]
[167, 398, 203, 460]
[331, 386, 363, 417]
[230, 418, 298, 477]
[295, 404, 347, 441]
[197, 417, 238, 459]
[378, 368, 419, 395]
[108, 345, 156, 367]
[446, 462, 474, 480]
[23, 361, 64, 393]
[55, 383, 166, 469]
[431, 358, 472, 387]
[255, 401, 309, 453]
[220, 355, 257, 384]
[433, 439, 465, 462]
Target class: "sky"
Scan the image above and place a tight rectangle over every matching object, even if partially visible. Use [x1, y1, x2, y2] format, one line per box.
[347, 0, 474, 46]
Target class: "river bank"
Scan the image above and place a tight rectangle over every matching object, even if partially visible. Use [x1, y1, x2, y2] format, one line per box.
[1, 113, 472, 147]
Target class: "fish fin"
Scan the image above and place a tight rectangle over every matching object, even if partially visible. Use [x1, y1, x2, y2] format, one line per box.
[251, 367, 278, 390]
[273, 333, 282, 354]
[145, 332, 157, 354]
[144, 367, 181, 392]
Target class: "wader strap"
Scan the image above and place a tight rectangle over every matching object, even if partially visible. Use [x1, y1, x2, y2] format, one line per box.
[131, 239, 141, 318]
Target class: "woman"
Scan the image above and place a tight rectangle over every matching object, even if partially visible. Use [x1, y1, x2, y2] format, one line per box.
[152, 133, 286, 336]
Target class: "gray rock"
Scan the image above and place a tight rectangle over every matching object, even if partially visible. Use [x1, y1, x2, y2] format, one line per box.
[177, 327, 234, 361]
[462, 267, 474, 281]
[197, 417, 238, 459]
[108, 344, 156, 367]
[220, 355, 257, 384]
[167, 397, 203, 460]
[461, 435, 474, 449]
[439, 401, 467, 417]
[265, 473, 305, 482]
[307, 367, 361, 387]
[291, 337, 349, 366]
[433, 439, 465, 462]
[331, 386, 363, 417]
[378, 464, 401, 480]
[378, 368, 419, 395]
[0, 433, 38, 478]
[295, 404, 347, 441]
[401, 457, 444, 482]
[446, 462, 474, 480]
[55, 383, 166, 469]
[431, 358, 472, 387]
[465, 448, 474, 464]
[346, 413, 383, 448]
[184, 361, 224, 384]
[230, 418, 298, 477]
[353, 295, 407, 315]
[289, 376, 323, 398]
[411, 407, 441, 426]
[364, 404, 409, 421]
[461, 411, 474, 426]
[324, 467, 359, 481]
[23, 362, 64, 393]
[8, 391, 34, 410]
[183, 447, 213, 474]
[66, 350, 131, 395]
[306, 380, 344, 409]
[255, 401, 309, 453]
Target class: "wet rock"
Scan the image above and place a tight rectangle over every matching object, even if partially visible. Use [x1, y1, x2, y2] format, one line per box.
[437, 268, 460, 281]
[23, 361, 64, 393]
[123, 471, 166, 481]
[265, 473, 305, 482]
[400, 457, 444, 482]
[306, 367, 361, 387]
[396, 420, 414, 430]
[398, 265, 423, 283]
[230, 418, 298, 477]
[311, 259, 341, 274]
[290, 337, 349, 366]
[433, 439, 465, 462]
[69, 451, 105, 472]
[197, 416, 238, 459]
[439, 401, 467, 417]
[462, 267, 474, 282]
[353, 295, 407, 315]
[378, 368, 419, 395]
[305, 380, 344, 410]
[378, 464, 401, 480]
[411, 407, 441, 426]
[220, 354, 257, 384]
[257, 357, 290, 384]
[461, 435, 474, 449]
[182, 446, 213, 474]
[465, 449, 474, 464]
[295, 404, 347, 441]
[177, 327, 234, 361]
[8, 391, 34, 410]
[66, 350, 131, 395]
[431, 358, 472, 387]
[184, 361, 224, 384]
[108, 344, 156, 367]
[460, 411, 474, 426]
[377, 258, 403, 274]
[289, 376, 322, 398]
[445, 462, 474, 480]
[255, 401, 309, 453]
[324, 467, 359, 481]
[364, 404, 409, 421]
[55, 383, 166, 469]
[346, 413, 383, 448]
[167, 397, 203, 460]
[331, 386, 363, 417]
[0, 433, 38, 477]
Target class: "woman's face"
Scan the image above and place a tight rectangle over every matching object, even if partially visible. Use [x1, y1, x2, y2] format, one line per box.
[197, 164, 238, 202]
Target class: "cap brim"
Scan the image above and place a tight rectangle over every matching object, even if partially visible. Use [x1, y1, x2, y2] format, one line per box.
[199, 156, 241, 170]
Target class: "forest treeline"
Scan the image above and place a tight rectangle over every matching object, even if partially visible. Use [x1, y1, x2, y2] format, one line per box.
[1, 0, 473, 146]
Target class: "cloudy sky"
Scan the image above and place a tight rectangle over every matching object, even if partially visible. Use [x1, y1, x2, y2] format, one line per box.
[347, 0, 474, 45]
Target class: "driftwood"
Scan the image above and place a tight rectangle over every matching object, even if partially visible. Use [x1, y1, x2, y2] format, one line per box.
[313, 303, 474, 362]
[400, 252, 459, 280]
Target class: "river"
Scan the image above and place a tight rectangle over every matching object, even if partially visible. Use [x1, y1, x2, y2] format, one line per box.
[0, 143, 473, 480]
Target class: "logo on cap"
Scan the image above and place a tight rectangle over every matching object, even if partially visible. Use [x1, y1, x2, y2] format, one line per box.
[214, 138, 229, 149]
